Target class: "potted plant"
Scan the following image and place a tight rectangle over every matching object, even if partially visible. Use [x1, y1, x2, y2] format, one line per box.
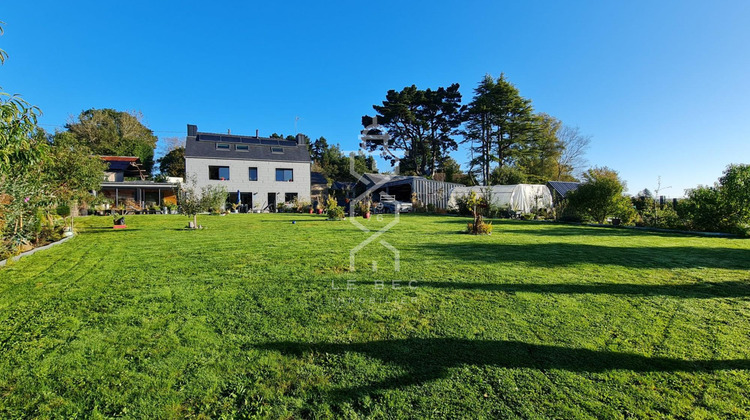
[231, 202, 240, 213]
[112, 212, 126, 229]
[358, 197, 372, 219]
[315, 201, 323, 215]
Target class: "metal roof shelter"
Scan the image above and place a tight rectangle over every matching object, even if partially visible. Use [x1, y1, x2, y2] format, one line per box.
[360, 174, 463, 209]
[546, 181, 581, 200]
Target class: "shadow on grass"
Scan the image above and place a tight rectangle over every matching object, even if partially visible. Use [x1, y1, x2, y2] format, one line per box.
[413, 242, 750, 269]
[434, 218, 707, 238]
[415, 280, 750, 299]
[78, 228, 143, 234]
[260, 338, 750, 402]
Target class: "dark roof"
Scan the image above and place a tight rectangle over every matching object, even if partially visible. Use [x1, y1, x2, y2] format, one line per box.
[184, 126, 311, 163]
[331, 181, 357, 190]
[101, 181, 178, 188]
[547, 181, 581, 197]
[311, 172, 328, 185]
[359, 173, 463, 189]
[100, 156, 146, 178]
[107, 161, 133, 171]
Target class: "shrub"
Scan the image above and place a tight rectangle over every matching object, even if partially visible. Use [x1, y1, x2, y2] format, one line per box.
[326, 196, 344, 220]
[467, 221, 493, 235]
[201, 184, 228, 214]
[566, 167, 628, 224]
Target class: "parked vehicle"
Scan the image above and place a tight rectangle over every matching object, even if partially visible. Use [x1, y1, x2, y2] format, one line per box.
[381, 201, 413, 213]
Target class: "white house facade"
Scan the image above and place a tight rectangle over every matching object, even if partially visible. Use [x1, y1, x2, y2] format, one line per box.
[184, 124, 311, 211]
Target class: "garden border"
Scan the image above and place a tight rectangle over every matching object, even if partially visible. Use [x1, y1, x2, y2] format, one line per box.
[0, 235, 76, 267]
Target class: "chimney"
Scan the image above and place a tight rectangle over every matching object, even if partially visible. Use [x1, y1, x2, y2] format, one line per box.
[296, 133, 307, 145]
[187, 124, 197, 137]
[227, 129, 231, 135]
[255, 129, 259, 138]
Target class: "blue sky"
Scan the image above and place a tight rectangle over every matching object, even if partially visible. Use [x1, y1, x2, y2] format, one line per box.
[2, 1, 749, 196]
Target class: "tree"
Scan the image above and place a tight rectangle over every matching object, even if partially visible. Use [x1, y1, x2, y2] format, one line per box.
[517, 113, 563, 183]
[555, 125, 591, 181]
[363, 84, 463, 176]
[683, 164, 750, 234]
[309, 137, 376, 183]
[438, 157, 463, 183]
[490, 165, 527, 185]
[158, 147, 185, 177]
[0, 22, 52, 249]
[462, 74, 536, 185]
[567, 167, 630, 224]
[717, 164, 750, 226]
[44, 132, 107, 230]
[0, 93, 46, 176]
[179, 176, 204, 229]
[64, 109, 158, 174]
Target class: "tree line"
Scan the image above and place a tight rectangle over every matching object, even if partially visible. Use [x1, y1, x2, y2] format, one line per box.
[361, 74, 591, 185]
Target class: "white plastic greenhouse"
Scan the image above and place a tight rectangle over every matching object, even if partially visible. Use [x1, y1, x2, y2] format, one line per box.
[448, 184, 554, 214]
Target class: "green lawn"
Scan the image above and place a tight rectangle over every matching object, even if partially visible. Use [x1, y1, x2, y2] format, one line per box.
[1, 213, 749, 419]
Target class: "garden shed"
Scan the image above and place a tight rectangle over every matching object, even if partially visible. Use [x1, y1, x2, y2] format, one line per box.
[448, 184, 554, 214]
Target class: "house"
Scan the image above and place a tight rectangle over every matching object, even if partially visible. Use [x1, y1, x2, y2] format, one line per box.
[98, 156, 179, 211]
[184, 124, 311, 211]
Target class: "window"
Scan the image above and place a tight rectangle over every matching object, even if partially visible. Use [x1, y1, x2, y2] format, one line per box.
[209, 166, 230, 180]
[236, 144, 249, 151]
[216, 143, 230, 150]
[271, 146, 284, 154]
[285, 193, 298, 203]
[248, 167, 258, 181]
[276, 168, 293, 182]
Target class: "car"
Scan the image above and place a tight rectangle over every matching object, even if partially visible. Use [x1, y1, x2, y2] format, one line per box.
[380, 200, 413, 213]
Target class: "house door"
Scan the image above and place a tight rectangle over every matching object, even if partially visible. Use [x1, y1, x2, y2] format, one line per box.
[240, 193, 253, 212]
[267, 192, 276, 212]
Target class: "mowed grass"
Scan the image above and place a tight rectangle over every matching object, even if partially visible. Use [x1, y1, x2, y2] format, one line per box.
[1, 213, 749, 419]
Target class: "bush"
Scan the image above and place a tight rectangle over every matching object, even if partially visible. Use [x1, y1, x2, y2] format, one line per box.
[566, 167, 628, 224]
[467, 221, 493, 235]
[612, 195, 637, 225]
[326, 196, 344, 220]
[201, 184, 228, 214]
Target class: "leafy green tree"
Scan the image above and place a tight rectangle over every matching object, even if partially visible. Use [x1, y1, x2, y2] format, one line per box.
[310, 137, 376, 183]
[490, 165, 527, 185]
[717, 164, 750, 226]
[45, 132, 107, 230]
[363, 84, 463, 176]
[517, 113, 563, 183]
[567, 167, 629, 224]
[178, 175, 227, 228]
[64, 109, 158, 174]
[683, 164, 750, 234]
[157, 147, 185, 177]
[0, 22, 51, 249]
[463, 74, 536, 185]
[0, 93, 46, 176]
[438, 157, 463, 183]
